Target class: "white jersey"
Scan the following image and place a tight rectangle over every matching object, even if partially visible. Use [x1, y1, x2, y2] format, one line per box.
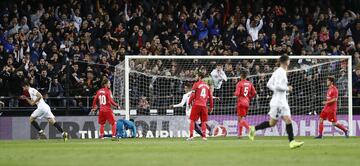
[28, 87, 54, 119]
[266, 67, 289, 107]
[210, 69, 227, 89]
[173, 91, 192, 117]
[28, 87, 47, 107]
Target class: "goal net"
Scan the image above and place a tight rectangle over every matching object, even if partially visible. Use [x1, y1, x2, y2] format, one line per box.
[114, 56, 352, 137]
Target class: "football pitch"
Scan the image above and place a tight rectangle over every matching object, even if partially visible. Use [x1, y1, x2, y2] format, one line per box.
[0, 137, 359, 166]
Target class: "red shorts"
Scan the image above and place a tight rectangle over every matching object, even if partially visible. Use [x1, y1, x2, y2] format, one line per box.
[190, 105, 208, 122]
[237, 105, 248, 117]
[320, 109, 337, 122]
[98, 110, 116, 125]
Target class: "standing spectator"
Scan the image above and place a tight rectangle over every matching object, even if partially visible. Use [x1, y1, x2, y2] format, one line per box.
[48, 77, 64, 107]
[37, 69, 51, 92]
[246, 14, 264, 42]
[211, 64, 227, 98]
[9, 70, 24, 107]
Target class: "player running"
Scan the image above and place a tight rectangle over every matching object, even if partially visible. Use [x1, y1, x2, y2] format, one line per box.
[248, 55, 304, 149]
[315, 76, 349, 139]
[187, 71, 214, 141]
[234, 70, 256, 138]
[172, 83, 211, 137]
[21, 81, 68, 142]
[92, 78, 120, 140]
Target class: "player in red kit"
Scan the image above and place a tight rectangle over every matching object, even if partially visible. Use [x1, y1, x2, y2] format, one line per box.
[188, 71, 214, 141]
[92, 78, 120, 140]
[234, 70, 256, 138]
[315, 76, 349, 139]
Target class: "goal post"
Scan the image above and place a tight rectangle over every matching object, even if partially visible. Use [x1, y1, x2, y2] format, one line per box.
[348, 56, 353, 137]
[116, 55, 353, 137]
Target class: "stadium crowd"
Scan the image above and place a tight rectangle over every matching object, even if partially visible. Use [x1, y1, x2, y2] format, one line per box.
[0, 0, 359, 109]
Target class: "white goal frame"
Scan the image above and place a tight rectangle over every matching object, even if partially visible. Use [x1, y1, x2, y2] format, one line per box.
[123, 55, 353, 136]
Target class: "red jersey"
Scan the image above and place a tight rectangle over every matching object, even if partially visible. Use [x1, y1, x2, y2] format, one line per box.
[234, 79, 256, 107]
[92, 87, 119, 112]
[188, 80, 214, 109]
[324, 85, 338, 112]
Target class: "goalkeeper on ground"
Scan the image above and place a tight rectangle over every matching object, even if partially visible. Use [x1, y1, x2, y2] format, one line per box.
[104, 119, 137, 138]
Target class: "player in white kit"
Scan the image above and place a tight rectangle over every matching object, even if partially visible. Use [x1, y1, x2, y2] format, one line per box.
[21, 82, 68, 142]
[171, 83, 210, 137]
[248, 55, 304, 149]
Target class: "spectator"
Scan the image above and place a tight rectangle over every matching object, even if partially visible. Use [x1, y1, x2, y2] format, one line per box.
[138, 96, 150, 115]
[246, 15, 264, 42]
[37, 69, 51, 92]
[9, 70, 24, 107]
[211, 63, 228, 98]
[48, 77, 64, 106]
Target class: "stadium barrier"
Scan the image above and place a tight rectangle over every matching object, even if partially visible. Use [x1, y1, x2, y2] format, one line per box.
[1, 115, 360, 140]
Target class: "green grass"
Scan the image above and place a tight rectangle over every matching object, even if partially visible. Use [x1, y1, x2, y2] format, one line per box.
[0, 137, 359, 166]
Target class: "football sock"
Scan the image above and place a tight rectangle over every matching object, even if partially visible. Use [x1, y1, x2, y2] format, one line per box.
[286, 123, 294, 142]
[238, 120, 243, 136]
[111, 123, 117, 137]
[201, 122, 207, 138]
[335, 123, 347, 132]
[255, 121, 270, 131]
[189, 120, 195, 138]
[241, 120, 250, 130]
[53, 122, 64, 133]
[194, 123, 203, 137]
[100, 124, 105, 137]
[31, 121, 42, 132]
[318, 121, 324, 136]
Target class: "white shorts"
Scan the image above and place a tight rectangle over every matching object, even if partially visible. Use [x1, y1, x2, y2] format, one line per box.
[268, 105, 291, 120]
[30, 104, 55, 120]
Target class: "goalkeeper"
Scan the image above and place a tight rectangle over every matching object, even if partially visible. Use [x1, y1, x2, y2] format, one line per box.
[104, 119, 137, 138]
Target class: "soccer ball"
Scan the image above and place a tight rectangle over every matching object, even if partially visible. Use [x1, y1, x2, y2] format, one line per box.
[213, 125, 227, 137]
